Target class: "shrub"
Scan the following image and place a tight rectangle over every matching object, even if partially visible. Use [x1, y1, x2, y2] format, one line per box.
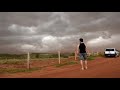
[87, 55, 95, 60]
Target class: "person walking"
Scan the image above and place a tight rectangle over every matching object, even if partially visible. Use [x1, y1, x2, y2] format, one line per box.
[77, 38, 88, 70]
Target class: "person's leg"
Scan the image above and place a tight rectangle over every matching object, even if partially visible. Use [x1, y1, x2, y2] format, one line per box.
[80, 60, 84, 70]
[83, 53, 87, 69]
[85, 60, 88, 69]
[80, 53, 84, 70]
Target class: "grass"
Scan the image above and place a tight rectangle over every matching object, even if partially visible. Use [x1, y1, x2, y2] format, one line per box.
[55, 61, 78, 67]
[0, 59, 27, 65]
[0, 60, 26, 65]
[87, 55, 96, 61]
[0, 67, 41, 74]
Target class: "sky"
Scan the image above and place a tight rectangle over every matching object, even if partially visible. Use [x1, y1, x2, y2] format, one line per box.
[0, 12, 120, 54]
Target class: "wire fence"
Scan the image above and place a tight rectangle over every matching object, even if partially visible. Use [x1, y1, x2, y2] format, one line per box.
[0, 51, 104, 73]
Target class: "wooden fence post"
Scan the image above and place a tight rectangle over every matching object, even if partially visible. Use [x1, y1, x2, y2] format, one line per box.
[58, 51, 61, 64]
[75, 50, 77, 60]
[27, 52, 30, 69]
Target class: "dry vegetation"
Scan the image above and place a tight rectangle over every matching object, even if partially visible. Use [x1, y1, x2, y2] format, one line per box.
[0, 52, 103, 74]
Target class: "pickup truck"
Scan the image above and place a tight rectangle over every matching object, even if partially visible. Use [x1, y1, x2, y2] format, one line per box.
[104, 48, 120, 57]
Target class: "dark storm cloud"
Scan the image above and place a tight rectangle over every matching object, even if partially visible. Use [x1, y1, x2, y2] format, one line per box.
[0, 12, 120, 53]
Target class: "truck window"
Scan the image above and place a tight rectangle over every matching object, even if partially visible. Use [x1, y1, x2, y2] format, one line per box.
[106, 49, 114, 51]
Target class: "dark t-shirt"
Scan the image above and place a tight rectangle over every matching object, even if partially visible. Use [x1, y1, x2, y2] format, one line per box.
[79, 43, 86, 53]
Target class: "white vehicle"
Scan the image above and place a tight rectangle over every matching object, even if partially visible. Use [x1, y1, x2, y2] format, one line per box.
[104, 48, 120, 57]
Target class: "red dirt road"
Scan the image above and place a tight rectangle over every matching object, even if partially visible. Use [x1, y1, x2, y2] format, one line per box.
[0, 57, 120, 78]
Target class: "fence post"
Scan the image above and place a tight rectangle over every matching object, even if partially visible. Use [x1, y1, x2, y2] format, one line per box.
[58, 51, 61, 64]
[27, 52, 30, 69]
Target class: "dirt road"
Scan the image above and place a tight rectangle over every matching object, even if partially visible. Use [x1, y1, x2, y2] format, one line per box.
[0, 57, 120, 78]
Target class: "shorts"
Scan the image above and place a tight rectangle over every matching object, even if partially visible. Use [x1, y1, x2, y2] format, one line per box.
[79, 53, 87, 60]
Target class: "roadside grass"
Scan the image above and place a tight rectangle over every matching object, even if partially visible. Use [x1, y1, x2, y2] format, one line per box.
[0, 60, 26, 65]
[87, 55, 95, 61]
[87, 53, 104, 61]
[55, 61, 78, 67]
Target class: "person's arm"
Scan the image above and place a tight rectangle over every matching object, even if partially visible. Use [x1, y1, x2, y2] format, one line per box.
[85, 44, 89, 56]
[76, 44, 79, 55]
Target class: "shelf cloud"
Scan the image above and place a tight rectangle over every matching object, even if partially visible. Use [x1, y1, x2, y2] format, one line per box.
[0, 12, 120, 53]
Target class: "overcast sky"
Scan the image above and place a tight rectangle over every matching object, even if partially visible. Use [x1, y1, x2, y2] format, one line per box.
[0, 12, 120, 54]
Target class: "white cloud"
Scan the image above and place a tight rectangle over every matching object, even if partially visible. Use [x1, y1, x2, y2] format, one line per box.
[8, 24, 17, 31]
[41, 35, 60, 51]
[20, 44, 36, 52]
[87, 36, 112, 47]
[87, 34, 120, 48]
[8, 24, 37, 34]
[90, 17, 106, 25]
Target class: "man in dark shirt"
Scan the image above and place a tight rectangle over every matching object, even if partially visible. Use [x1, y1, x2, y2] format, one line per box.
[77, 38, 88, 70]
